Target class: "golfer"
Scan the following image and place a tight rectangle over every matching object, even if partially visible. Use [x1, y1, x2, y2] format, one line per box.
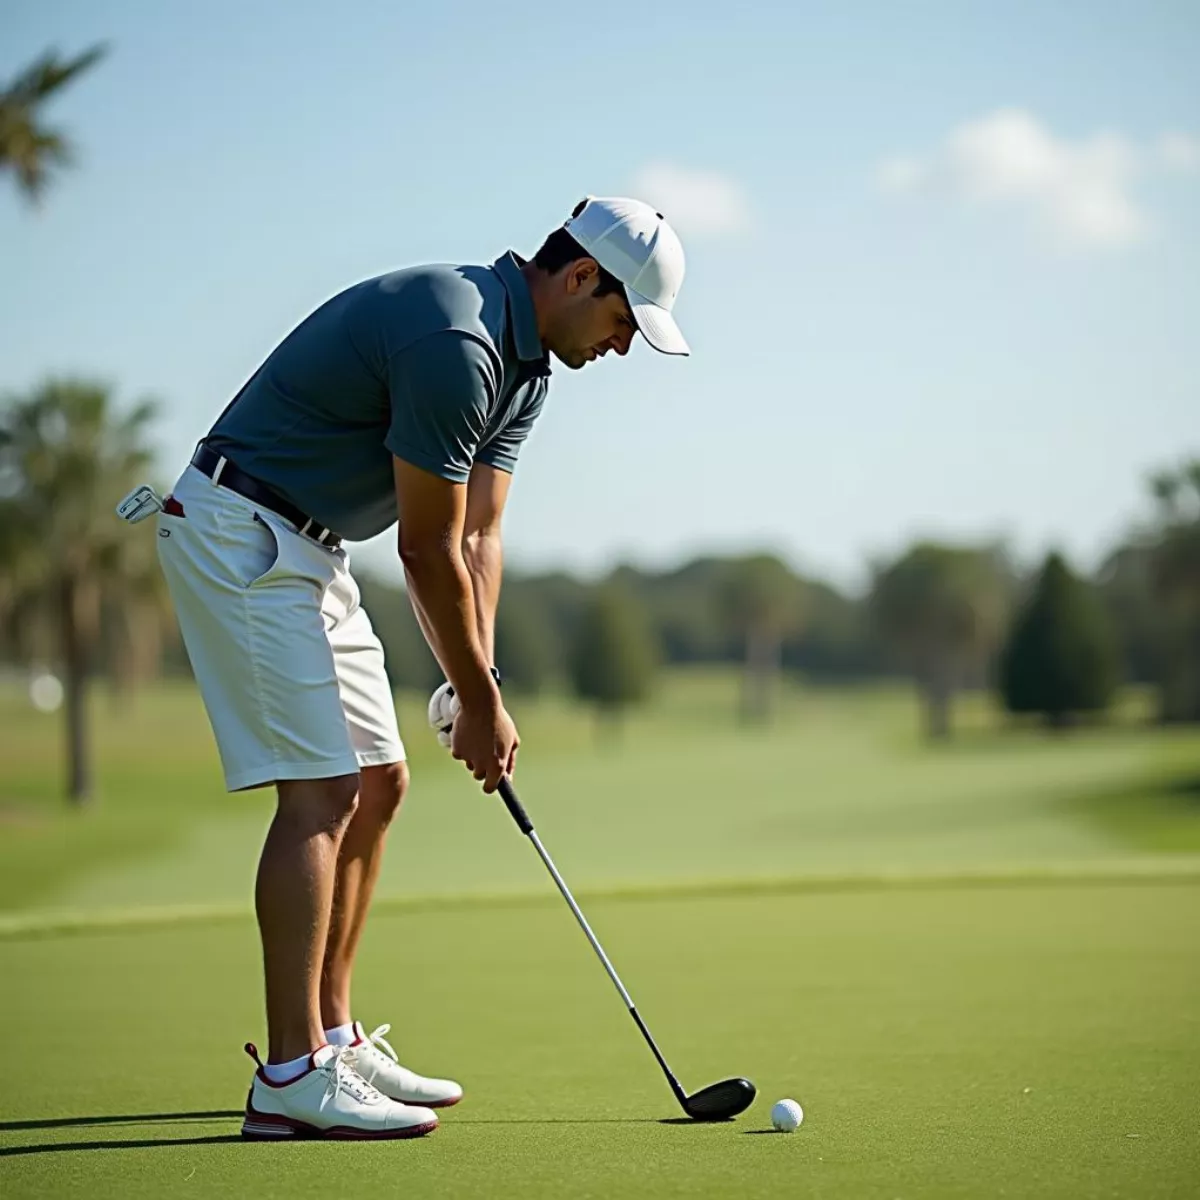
[155, 197, 690, 1140]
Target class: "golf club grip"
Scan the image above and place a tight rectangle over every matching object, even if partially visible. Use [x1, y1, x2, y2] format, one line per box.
[498, 777, 534, 835]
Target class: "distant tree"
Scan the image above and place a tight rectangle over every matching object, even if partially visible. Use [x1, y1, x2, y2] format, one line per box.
[1095, 542, 1163, 685]
[0, 44, 107, 205]
[783, 579, 886, 682]
[620, 557, 736, 664]
[0, 379, 170, 803]
[567, 582, 658, 725]
[495, 590, 557, 695]
[1148, 460, 1200, 722]
[999, 552, 1119, 727]
[718, 554, 803, 723]
[869, 542, 1011, 739]
[508, 569, 592, 674]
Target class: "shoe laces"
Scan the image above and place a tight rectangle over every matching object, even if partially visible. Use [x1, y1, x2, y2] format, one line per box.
[366, 1023, 399, 1064]
[318, 1045, 385, 1110]
[350, 1024, 399, 1087]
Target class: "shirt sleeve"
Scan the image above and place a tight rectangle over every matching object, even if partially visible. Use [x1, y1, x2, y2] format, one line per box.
[474, 386, 548, 475]
[384, 332, 500, 483]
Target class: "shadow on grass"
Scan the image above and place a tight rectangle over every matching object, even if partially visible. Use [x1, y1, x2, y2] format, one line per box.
[0, 1111, 670, 1154]
[0, 1110, 244, 1157]
[454, 1117, 660, 1125]
[1166, 774, 1200, 800]
[0, 1110, 242, 1132]
[0, 1135, 243, 1157]
[1056, 770, 1200, 853]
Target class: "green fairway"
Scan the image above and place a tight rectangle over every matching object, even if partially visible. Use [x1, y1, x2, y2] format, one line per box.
[3, 675, 1199, 924]
[2, 881, 1198, 1198]
[3, 675, 1199, 1195]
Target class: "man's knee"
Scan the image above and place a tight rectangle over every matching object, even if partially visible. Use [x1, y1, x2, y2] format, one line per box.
[359, 761, 409, 828]
[276, 774, 360, 836]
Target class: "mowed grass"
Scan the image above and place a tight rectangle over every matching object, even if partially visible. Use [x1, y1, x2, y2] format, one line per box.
[2, 673, 1198, 1196]
[2, 673, 1199, 921]
[1, 882, 1198, 1199]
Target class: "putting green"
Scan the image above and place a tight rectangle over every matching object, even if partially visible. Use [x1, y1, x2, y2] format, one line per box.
[2, 880, 1197, 1198]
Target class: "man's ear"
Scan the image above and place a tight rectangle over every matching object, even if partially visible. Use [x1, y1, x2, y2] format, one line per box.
[565, 257, 599, 296]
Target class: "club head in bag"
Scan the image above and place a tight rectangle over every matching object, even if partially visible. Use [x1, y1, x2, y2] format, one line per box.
[682, 1077, 757, 1121]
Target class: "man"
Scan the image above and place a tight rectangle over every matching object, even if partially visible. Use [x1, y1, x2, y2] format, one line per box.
[154, 196, 689, 1141]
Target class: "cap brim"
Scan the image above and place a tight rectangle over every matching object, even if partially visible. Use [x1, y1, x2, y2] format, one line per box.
[626, 286, 690, 356]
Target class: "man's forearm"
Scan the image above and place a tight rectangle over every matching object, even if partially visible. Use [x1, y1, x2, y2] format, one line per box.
[462, 530, 502, 665]
[399, 541, 497, 708]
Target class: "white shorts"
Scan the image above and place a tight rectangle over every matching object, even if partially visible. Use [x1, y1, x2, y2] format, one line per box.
[156, 465, 405, 792]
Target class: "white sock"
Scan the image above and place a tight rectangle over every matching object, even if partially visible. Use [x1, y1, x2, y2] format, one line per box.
[263, 1052, 311, 1084]
[325, 1022, 356, 1046]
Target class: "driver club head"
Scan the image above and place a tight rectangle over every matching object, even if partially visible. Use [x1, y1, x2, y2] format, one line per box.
[682, 1077, 757, 1121]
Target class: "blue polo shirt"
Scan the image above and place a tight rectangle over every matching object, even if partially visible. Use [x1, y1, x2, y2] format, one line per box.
[204, 252, 551, 541]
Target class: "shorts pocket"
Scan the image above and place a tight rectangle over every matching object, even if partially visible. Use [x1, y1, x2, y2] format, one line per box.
[218, 508, 285, 590]
[213, 500, 333, 593]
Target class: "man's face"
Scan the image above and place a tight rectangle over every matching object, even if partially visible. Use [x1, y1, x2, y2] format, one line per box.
[544, 259, 639, 371]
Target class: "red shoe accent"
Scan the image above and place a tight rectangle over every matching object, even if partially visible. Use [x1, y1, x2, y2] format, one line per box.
[240, 1100, 437, 1141]
[244, 1043, 333, 1088]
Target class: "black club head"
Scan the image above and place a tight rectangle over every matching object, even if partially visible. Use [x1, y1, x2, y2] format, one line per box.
[683, 1077, 757, 1121]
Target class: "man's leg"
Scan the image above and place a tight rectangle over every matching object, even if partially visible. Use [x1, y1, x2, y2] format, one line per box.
[256, 773, 361, 1064]
[316, 759, 462, 1108]
[319, 761, 409, 1031]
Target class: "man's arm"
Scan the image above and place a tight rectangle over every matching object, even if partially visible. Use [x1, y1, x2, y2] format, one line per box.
[460, 462, 512, 665]
[392, 457, 498, 711]
[402, 464, 508, 668]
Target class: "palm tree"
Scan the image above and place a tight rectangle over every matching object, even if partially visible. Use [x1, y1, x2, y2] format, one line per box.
[0, 44, 107, 204]
[0, 379, 172, 803]
[869, 542, 1011, 739]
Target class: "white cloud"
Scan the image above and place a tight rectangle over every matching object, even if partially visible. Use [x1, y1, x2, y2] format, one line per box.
[1156, 131, 1200, 172]
[629, 163, 752, 238]
[875, 110, 1197, 252]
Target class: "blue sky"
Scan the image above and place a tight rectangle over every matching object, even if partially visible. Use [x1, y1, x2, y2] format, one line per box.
[3, 0, 1197, 590]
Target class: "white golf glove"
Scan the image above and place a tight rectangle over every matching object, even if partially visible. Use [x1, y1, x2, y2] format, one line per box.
[427, 668, 502, 748]
[427, 681, 460, 749]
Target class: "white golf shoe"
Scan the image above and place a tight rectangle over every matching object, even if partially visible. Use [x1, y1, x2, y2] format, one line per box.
[340, 1022, 464, 1109]
[240, 1042, 439, 1140]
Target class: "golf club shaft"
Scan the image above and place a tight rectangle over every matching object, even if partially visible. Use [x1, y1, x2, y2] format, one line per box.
[497, 777, 688, 1105]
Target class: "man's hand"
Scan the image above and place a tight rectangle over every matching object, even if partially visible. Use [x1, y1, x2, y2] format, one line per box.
[451, 695, 519, 793]
[429, 679, 518, 792]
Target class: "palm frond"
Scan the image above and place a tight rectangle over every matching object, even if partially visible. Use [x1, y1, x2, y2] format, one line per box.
[3, 45, 109, 103]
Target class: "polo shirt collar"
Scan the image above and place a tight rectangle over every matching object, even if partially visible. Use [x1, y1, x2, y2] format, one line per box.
[494, 251, 549, 370]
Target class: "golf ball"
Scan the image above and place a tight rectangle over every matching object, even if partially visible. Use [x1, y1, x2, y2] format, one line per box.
[771, 1098, 803, 1132]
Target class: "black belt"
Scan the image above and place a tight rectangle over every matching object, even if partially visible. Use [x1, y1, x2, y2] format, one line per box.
[191, 443, 342, 547]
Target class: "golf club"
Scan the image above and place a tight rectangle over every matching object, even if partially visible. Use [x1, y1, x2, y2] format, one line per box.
[494, 776, 756, 1122]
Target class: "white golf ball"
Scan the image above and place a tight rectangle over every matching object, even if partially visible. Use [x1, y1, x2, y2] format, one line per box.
[771, 1098, 803, 1132]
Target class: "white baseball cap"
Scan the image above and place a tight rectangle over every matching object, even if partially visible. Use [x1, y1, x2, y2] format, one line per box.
[563, 196, 690, 356]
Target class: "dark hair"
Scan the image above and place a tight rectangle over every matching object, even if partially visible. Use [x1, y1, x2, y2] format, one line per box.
[532, 199, 626, 299]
